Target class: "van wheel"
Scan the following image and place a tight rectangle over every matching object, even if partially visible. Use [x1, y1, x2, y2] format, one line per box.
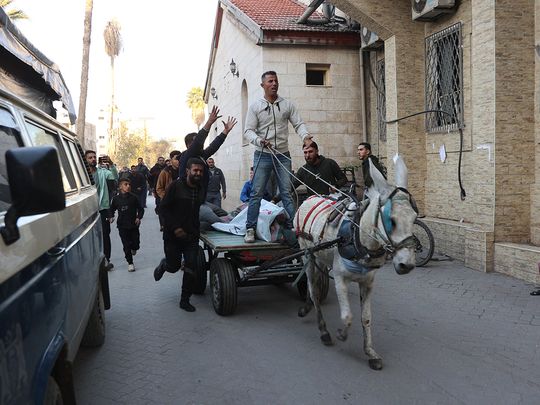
[44, 376, 63, 405]
[81, 287, 106, 347]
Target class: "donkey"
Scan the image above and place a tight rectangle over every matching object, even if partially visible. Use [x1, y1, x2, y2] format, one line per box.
[294, 157, 417, 370]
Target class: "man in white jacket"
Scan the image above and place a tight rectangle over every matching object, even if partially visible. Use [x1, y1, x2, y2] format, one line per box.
[244, 71, 312, 243]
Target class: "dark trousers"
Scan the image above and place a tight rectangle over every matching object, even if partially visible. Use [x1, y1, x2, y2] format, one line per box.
[134, 191, 146, 210]
[118, 227, 140, 264]
[206, 192, 222, 208]
[99, 209, 111, 260]
[163, 238, 198, 301]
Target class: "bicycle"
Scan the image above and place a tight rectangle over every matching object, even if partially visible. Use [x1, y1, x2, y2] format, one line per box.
[412, 219, 435, 267]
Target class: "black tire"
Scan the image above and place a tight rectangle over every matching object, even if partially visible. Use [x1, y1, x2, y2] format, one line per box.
[413, 219, 435, 267]
[192, 246, 208, 295]
[81, 287, 106, 347]
[44, 376, 63, 405]
[297, 270, 330, 303]
[210, 258, 238, 316]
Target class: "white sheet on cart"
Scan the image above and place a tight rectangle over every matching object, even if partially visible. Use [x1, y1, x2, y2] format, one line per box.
[211, 199, 284, 242]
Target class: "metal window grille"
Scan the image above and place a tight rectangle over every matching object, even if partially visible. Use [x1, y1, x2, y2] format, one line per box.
[425, 23, 463, 133]
[376, 60, 386, 141]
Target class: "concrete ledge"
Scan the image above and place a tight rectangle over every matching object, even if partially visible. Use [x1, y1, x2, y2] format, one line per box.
[494, 243, 540, 284]
[421, 217, 493, 272]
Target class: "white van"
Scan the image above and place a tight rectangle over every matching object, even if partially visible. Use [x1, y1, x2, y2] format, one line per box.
[0, 88, 110, 404]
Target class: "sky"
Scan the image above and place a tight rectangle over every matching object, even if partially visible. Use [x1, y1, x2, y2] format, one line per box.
[14, 0, 218, 139]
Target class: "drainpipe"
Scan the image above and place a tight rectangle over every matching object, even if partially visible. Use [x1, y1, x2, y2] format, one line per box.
[359, 51, 368, 142]
[297, 0, 327, 24]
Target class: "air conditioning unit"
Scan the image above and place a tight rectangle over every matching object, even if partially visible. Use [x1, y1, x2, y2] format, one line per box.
[412, 0, 455, 21]
[360, 26, 383, 50]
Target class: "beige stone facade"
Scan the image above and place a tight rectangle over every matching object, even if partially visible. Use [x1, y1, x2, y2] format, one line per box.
[205, 1, 362, 212]
[332, 0, 539, 283]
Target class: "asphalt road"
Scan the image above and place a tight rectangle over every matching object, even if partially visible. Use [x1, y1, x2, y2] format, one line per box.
[73, 198, 540, 405]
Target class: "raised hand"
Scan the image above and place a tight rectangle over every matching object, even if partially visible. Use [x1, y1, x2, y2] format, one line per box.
[203, 106, 221, 130]
[222, 116, 238, 135]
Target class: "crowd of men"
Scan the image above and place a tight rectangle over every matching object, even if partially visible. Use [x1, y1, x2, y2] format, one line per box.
[84, 70, 394, 313]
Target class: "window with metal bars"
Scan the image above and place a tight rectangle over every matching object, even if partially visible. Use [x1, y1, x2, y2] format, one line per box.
[376, 60, 386, 141]
[425, 23, 463, 133]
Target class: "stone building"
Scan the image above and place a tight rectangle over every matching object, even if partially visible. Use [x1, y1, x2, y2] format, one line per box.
[204, 0, 363, 211]
[205, 0, 540, 284]
[327, 0, 539, 284]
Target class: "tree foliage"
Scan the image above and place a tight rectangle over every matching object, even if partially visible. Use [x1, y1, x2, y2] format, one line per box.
[186, 87, 205, 130]
[111, 121, 172, 168]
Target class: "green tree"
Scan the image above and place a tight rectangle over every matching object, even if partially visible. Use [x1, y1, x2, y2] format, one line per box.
[0, 0, 28, 20]
[76, 0, 94, 148]
[112, 122, 144, 167]
[146, 139, 173, 165]
[186, 87, 205, 130]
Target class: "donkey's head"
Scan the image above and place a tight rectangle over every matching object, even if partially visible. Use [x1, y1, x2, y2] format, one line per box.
[362, 156, 417, 275]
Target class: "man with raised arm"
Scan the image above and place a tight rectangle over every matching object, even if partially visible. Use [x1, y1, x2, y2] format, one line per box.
[243, 71, 312, 243]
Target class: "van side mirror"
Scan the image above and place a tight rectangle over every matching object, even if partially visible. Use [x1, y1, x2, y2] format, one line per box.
[1, 146, 65, 245]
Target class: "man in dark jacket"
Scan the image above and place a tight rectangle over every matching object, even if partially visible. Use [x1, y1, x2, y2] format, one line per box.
[149, 156, 166, 194]
[153, 158, 206, 312]
[179, 106, 236, 193]
[357, 142, 387, 187]
[129, 165, 147, 209]
[293, 141, 347, 196]
[205, 158, 226, 208]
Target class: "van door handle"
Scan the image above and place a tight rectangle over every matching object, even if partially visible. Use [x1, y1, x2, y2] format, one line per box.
[47, 247, 66, 257]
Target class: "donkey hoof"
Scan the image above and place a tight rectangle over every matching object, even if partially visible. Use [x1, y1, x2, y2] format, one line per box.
[320, 332, 333, 346]
[336, 329, 348, 342]
[298, 307, 308, 317]
[368, 359, 383, 370]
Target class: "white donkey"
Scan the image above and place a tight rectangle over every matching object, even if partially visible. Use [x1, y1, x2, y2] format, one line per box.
[294, 157, 417, 370]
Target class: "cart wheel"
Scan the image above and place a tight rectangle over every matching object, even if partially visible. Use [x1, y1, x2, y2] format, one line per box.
[297, 270, 330, 303]
[210, 258, 238, 315]
[193, 246, 208, 295]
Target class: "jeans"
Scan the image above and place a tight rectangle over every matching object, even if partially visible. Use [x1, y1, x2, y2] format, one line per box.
[246, 150, 294, 229]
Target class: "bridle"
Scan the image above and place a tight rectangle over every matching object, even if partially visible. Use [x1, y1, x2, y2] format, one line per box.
[344, 187, 417, 261]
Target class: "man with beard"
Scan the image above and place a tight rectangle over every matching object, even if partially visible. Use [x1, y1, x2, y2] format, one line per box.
[149, 156, 166, 196]
[155, 151, 181, 230]
[129, 165, 147, 209]
[153, 158, 206, 312]
[84, 151, 118, 270]
[294, 141, 347, 196]
[357, 142, 387, 188]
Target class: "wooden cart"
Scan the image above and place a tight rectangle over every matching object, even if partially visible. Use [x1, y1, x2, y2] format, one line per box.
[197, 231, 331, 315]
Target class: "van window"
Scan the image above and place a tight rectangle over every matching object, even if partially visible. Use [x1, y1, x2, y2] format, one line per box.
[25, 120, 77, 193]
[0, 107, 22, 212]
[65, 138, 90, 187]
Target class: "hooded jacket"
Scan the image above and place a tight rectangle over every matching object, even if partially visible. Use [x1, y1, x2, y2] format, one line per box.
[244, 96, 309, 154]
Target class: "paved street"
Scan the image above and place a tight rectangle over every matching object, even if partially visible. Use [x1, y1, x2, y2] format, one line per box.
[73, 198, 540, 405]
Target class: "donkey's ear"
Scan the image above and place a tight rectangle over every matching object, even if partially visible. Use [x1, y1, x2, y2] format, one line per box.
[393, 154, 408, 189]
[369, 158, 392, 196]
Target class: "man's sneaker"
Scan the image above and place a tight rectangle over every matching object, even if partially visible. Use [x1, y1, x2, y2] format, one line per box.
[128, 264, 135, 272]
[131, 249, 137, 256]
[244, 228, 256, 243]
[105, 259, 114, 271]
[179, 300, 196, 312]
[154, 259, 167, 281]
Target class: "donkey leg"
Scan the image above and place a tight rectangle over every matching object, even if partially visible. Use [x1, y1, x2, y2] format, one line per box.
[298, 259, 314, 318]
[308, 263, 332, 346]
[334, 275, 352, 342]
[359, 281, 383, 370]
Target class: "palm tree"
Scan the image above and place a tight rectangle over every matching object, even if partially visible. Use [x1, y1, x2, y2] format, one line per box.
[103, 19, 122, 155]
[186, 87, 205, 130]
[76, 0, 93, 147]
[0, 0, 28, 20]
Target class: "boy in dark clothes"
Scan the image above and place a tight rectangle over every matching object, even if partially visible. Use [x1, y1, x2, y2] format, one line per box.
[110, 178, 145, 272]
